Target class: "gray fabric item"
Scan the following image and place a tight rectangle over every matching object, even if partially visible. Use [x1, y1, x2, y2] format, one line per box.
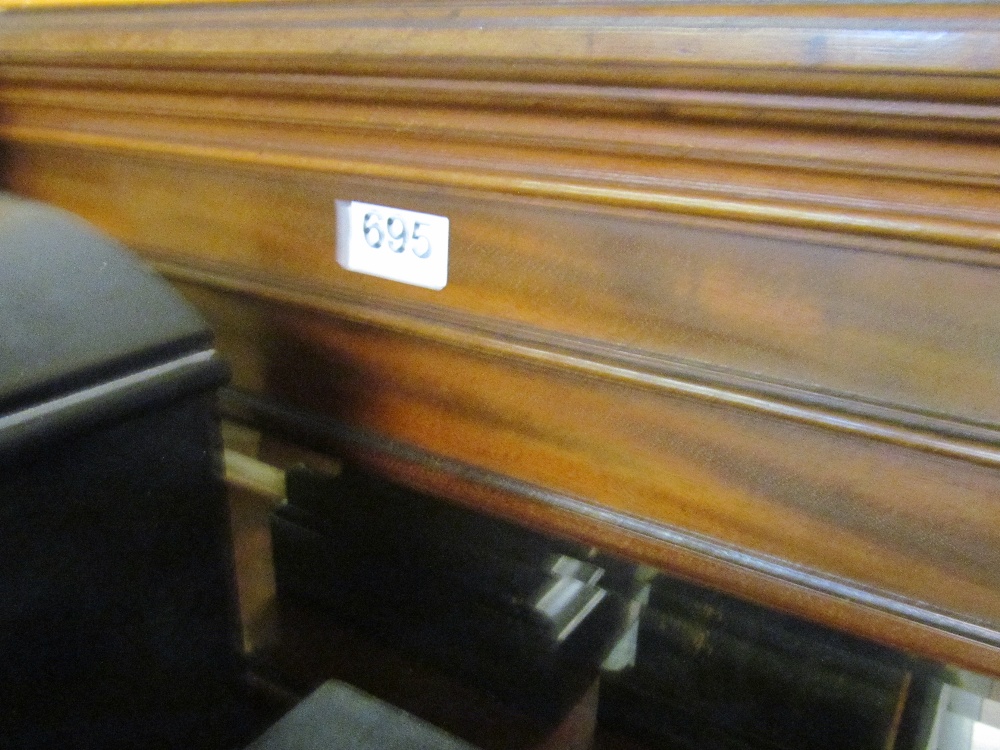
[246, 681, 481, 750]
[0, 193, 209, 413]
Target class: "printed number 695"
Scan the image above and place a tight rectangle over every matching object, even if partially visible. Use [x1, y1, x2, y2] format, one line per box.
[362, 211, 432, 259]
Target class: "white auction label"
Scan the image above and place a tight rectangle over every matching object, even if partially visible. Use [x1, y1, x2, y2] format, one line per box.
[336, 200, 449, 290]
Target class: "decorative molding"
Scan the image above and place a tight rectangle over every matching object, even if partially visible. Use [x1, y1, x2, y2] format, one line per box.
[2, 65, 1000, 141]
[1, 2, 999, 95]
[1, 3, 999, 249]
[1, 118, 998, 253]
[6, 138, 999, 434]
[220, 386, 1000, 676]
[154, 254, 1000, 468]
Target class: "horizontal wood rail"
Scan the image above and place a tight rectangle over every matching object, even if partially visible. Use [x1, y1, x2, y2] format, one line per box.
[157, 254, 1000, 468]
[219, 387, 1000, 678]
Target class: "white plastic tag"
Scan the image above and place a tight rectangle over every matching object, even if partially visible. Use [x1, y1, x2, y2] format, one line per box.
[336, 200, 449, 290]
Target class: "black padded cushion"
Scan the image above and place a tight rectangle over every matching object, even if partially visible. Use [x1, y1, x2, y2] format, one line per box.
[0, 194, 209, 415]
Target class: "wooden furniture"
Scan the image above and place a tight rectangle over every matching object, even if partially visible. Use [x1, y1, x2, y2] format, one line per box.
[1, 0, 998, 687]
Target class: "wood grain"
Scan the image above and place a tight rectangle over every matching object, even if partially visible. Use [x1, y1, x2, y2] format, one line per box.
[1, 1, 1000, 101]
[222, 387, 1000, 681]
[2, 0, 999, 676]
[181, 283, 1000, 631]
[7, 146, 1000, 438]
[2, 3, 999, 252]
[192, 284, 1000, 676]
[1, 72, 999, 252]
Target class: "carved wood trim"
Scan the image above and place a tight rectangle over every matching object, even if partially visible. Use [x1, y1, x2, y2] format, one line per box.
[1, 2, 999, 98]
[220, 386, 1000, 678]
[152, 252, 1000, 468]
[1, 55, 999, 251]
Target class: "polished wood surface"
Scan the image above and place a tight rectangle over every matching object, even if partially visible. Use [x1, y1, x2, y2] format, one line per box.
[10, 149, 1000, 433]
[1, 1, 998, 677]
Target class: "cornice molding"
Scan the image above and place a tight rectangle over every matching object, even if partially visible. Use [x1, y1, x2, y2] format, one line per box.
[2, 3, 998, 249]
[1, 1, 999, 96]
[2, 102, 999, 253]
